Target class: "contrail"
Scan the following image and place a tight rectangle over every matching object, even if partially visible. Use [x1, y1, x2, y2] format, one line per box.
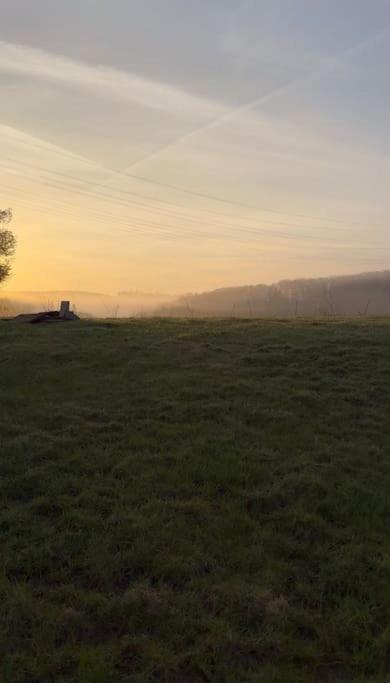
[2, 24, 389, 215]
[109, 24, 390, 180]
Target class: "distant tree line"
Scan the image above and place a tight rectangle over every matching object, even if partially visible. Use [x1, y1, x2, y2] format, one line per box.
[157, 271, 390, 318]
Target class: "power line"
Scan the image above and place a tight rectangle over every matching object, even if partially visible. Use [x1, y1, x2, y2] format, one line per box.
[0, 183, 179, 240]
[1, 157, 387, 253]
[118, 170, 389, 229]
[1, 164, 361, 245]
[0, 154, 351, 233]
[2, 129, 388, 230]
[3, 156, 317, 232]
[3, 179, 390, 253]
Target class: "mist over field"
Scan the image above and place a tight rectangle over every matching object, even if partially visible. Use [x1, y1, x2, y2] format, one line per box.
[2, 270, 390, 319]
[0, 289, 175, 318]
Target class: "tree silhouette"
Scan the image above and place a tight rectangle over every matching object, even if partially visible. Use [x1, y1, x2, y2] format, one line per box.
[0, 209, 16, 285]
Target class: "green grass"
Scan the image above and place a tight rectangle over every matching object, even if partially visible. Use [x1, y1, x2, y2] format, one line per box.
[0, 318, 389, 682]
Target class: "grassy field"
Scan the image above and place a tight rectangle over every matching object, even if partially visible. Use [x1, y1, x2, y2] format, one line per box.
[0, 318, 389, 682]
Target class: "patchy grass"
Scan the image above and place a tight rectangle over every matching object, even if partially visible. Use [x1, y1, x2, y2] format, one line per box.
[0, 318, 389, 682]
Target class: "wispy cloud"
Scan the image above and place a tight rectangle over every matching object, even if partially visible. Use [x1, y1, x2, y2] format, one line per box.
[0, 40, 226, 118]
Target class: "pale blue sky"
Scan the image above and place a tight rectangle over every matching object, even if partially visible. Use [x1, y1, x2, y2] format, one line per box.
[0, 1, 389, 293]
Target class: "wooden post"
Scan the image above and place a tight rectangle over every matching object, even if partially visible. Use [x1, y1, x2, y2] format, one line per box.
[60, 301, 70, 319]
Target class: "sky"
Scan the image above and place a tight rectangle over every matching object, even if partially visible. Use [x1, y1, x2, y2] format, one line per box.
[0, 0, 389, 295]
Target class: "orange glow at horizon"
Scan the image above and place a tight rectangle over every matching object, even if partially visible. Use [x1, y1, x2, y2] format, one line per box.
[1, 3, 389, 296]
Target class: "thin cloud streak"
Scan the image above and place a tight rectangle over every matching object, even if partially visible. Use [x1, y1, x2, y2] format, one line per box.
[0, 40, 226, 118]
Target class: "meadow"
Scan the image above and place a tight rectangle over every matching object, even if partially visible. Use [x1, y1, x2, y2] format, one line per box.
[0, 318, 389, 682]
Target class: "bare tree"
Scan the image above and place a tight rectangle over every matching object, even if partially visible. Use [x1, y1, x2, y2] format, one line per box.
[0, 209, 17, 286]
